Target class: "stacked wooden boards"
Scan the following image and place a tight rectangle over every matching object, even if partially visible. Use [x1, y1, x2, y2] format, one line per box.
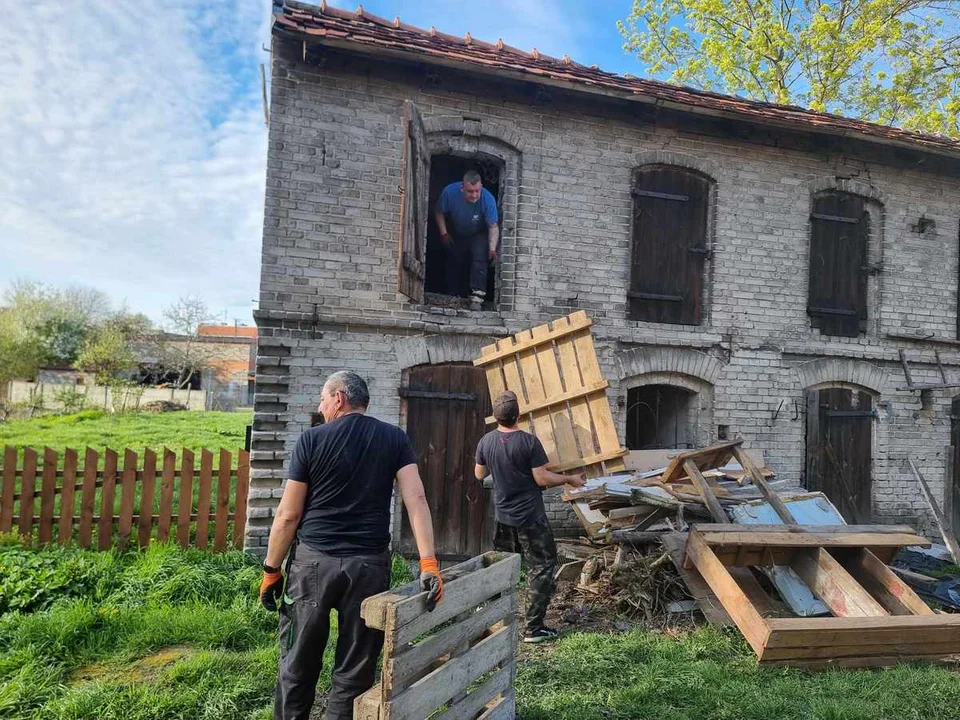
[473, 311, 628, 479]
[355, 552, 521, 720]
[682, 524, 960, 667]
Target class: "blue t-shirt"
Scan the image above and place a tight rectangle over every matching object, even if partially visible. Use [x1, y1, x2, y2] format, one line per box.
[436, 182, 499, 236]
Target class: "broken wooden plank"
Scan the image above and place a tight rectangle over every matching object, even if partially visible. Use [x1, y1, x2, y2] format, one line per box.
[907, 455, 960, 564]
[684, 458, 727, 523]
[661, 532, 732, 626]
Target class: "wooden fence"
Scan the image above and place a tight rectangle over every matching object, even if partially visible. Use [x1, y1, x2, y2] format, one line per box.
[0, 446, 249, 551]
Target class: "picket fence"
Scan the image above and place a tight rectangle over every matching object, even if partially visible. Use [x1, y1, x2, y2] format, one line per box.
[0, 446, 249, 551]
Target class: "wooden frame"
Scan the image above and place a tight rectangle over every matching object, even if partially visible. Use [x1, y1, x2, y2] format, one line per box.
[355, 552, 521, 720]
[682, 524, 960, 667]
[473, 311, 627, 481]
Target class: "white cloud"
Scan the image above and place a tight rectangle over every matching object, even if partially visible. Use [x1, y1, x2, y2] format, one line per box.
[0, 0, 273, 324]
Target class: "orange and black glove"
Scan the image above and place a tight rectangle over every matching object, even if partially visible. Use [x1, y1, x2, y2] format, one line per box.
[419, 556, 444, 612]
[260, 564, 284, 612]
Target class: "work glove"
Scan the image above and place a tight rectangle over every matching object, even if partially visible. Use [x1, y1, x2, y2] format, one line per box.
[419, 556, 444, 612]
[259, 567, 284, 612]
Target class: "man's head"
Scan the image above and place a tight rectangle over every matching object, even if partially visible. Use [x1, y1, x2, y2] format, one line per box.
[460, 170, 482, 203]
[493, 390, 520, 428]
[319, 371, 370, 423]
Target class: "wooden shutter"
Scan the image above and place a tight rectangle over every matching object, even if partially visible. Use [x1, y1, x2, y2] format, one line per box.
[628, 166, 709, 325]
[807, 191, 868, 337]
[397, 100, 429, 303]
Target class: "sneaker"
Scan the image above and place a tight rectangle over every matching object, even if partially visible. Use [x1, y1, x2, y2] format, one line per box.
[470, 290, 486, 308]
[523, 627, 558, 643]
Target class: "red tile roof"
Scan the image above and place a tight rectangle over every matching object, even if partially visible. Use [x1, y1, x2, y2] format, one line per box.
[274, 1, 960, 160]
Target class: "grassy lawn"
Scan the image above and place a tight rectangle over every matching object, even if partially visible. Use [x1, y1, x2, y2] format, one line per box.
[3, 542, 960, 720]
[0, 410, 252, 458]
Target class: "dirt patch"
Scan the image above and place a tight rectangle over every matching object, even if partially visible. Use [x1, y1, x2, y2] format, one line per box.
[70, 645, 197, 686]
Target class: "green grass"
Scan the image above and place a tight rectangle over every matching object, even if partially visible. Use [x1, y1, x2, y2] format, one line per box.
[0, 410, 252, 459]
[4, 541, 960, 719]
[0, 541, 413, 720]
[515, 628, 960, 720]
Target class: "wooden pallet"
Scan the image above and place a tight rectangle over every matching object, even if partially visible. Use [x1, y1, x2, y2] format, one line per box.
[682, 523, 960, 667]
[473, 311, 627, 481]
[354, 552, 521, 720]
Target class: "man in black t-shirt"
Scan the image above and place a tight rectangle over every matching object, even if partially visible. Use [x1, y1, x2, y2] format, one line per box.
[474, 390, 585, 643]
[258, 371, 443, 720]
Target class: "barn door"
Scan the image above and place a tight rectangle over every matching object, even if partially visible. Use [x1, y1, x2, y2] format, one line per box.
[400, 364, 494, 560]
[397, 100, 429, 302]
[807, 191, 868, 337]
[628, 166, 709, 325]
[805, 387, 874, 522]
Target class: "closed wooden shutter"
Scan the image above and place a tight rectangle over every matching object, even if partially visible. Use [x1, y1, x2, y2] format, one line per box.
[628, 166, 709, 325]
[807, 191, 868, 337]
[397, 100, 429, 303]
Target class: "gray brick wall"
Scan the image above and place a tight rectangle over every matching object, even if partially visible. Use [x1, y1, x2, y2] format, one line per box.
[247, 39, 960, 553]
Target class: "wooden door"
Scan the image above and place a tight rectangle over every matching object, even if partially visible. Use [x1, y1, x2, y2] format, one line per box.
[628, 165, 709, 325]
[807, 191, 868, 337]
[805, 387, 873, 522]
[400, 364, 494, 560]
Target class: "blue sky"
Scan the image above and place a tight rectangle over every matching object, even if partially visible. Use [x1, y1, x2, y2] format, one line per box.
[0, 1, 643, 326]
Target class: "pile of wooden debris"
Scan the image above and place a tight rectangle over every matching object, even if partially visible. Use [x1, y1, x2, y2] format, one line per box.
[563, 439, 802, 540]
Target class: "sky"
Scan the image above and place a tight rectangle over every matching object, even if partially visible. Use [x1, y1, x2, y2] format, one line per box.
[0, 1, 642, 326]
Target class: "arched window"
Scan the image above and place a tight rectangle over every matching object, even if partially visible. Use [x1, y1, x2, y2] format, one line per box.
[628, 165, 711, 325]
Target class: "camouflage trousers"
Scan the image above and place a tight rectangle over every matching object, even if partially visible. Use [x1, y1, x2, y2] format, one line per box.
[493, 517, 558, 633]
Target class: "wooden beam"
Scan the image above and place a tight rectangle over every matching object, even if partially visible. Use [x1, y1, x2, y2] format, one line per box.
[473, 311, 592, 366]
[684, 458, 727, 523]
[906, 455, 960, 564]
[835, 548, 933, 616]
[692, 527, 929, 549]
[684, 529, 770, 655]
[731, 445, 796, 524]
[766, 614, 960, 648]
[483, 379, 609, 424]
[790, 547, 888, 617]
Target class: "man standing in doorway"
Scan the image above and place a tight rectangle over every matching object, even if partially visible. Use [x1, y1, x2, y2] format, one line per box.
[474, 391, 586, 642]
[434, 170, 499, 308]
[259, 371, 444, 720]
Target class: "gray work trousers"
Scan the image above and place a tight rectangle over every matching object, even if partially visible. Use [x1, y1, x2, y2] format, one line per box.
[273, 543, 391, 720]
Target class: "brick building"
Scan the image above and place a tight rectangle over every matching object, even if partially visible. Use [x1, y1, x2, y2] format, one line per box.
[248, 1, 960, 557]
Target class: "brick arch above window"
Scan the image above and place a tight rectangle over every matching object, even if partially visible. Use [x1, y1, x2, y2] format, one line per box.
[795, 357, 889, 395]
[633, 151, 722, 184]
[422, 115, 525, 153]
[808, 177, 885, 205]
[614, 346, 724, 385]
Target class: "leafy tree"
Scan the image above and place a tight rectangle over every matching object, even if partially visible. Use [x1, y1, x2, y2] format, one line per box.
[619, 0, 960, 135]
[0, 309, 45, 386]
[74, 323, 139, 385]
[152, 296, 216, 390]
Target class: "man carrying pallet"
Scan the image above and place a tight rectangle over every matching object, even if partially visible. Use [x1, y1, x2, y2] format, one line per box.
[258, 371, 444, 720]
[475, 390, 586, 642]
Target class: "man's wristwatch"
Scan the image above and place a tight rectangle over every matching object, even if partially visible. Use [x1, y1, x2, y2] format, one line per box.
[263, 562, 280, 574]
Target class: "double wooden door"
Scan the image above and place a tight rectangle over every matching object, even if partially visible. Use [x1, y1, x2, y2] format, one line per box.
[400, 364, 494, 560]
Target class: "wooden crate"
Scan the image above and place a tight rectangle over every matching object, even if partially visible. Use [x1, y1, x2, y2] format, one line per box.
[682, 523, 960, 667]
[473, 311, 627, 481]
[355, 551, 521, 720]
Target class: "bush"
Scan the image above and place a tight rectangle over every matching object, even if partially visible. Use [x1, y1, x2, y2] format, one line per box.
[53, 386, 88, 414]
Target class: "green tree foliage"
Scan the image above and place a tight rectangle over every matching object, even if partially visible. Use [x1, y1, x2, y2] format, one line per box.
[619, 0, 960, 135]
[74, 322, 139, 384]
[0, 310, 45, 386]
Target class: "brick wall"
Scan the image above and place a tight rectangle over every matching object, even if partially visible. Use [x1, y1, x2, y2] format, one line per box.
[246, 39, 960, 553]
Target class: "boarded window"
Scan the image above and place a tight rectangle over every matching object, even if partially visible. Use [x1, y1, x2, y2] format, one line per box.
[628, 166, 710, 325]
[397, 100, 430, 303]
[807, 191, 868, 337]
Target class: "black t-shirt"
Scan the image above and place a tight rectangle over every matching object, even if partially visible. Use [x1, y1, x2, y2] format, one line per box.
[288, 413, 417, 556]
[475, 429, 549, 527]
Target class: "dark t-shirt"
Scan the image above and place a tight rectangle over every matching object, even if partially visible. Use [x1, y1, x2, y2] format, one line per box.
[475, 429, 549, 527]
[288, 414, 417, 556]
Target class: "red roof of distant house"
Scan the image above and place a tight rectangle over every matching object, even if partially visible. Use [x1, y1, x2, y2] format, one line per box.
[197, 324, 257, 339]
[273, 0, 960, 160]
